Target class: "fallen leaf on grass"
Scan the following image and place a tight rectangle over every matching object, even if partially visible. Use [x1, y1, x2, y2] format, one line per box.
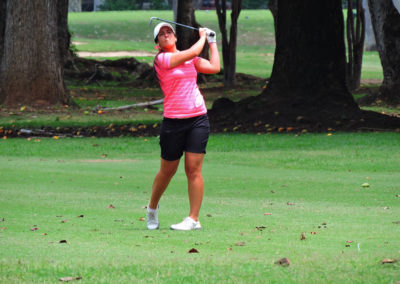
[275, 257, 290, 266]
[59, 240, 68, 244]
[264, 212, 272, 215]
[300, 233, 306, 240]
[0, 227, 6, 231]
[392, 221, 400, 224]
[61, 219, 67, 223]
[59, 276, 82, 282]
[138, 217, 145, 221]
[235, 242, 246, 246]
[188, 248, 199, 253]
[381, 259, 397, 264]
[77, 215, 84, 218]
[108, 204, 115, 209]
[287, 202, 295, 206]
[346, 240, 354, 243]
[31, 227, 39, 231]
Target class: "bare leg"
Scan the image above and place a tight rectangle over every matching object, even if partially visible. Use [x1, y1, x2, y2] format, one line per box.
[184, 152, 205, 221]
[148, 158, 180, 210]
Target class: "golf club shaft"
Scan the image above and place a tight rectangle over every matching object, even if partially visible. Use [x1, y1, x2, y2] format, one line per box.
[150, 17, 215, 36]
[152, 17, 198, 31]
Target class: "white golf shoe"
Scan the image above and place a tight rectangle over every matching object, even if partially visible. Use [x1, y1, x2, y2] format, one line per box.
[170, 217, 201, 231]
[146, 205, 159, 230]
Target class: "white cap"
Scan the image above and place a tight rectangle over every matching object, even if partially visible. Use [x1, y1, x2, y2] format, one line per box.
[153, 22, 175, 42]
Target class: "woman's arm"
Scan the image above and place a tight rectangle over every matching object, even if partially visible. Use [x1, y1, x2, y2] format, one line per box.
[169, 28, 207, 68]
[194, 42, 220, 74]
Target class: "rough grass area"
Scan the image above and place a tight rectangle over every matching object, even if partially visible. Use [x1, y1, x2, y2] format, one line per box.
[1, 133, 399, 283]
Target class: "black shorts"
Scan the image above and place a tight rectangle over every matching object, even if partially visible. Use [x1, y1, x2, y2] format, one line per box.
[160, 114, 210, 161]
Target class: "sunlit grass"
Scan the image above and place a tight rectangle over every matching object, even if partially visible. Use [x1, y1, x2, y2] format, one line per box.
[1, 133, 399, 282]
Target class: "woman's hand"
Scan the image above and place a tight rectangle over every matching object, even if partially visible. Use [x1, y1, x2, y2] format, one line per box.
[199, 28, 207, 39]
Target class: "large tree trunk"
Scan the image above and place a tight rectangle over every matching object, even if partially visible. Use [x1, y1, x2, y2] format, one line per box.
[0, 0, 71, 107]
[345, 0, 365, 91]
[57, 0, 71, 67]
[263, 0, 358, 113]
[176, 0, 208, 59]
[210, 0, 400, 131]
[0, 0, 6, 68]
[210, 0, 367, 131]
[268, 0, 278, 36]
[362, 0, 377, 51]
[368, 0, 400, 105]
[215, 0, 242, 88]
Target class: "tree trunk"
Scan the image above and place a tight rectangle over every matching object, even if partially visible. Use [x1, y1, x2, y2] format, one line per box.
[0, 0, 71, 107]
[210, 0, 400, 131]
[268, 0, 278, 36]
[210, 0, 363, 130]
[264, 0, 358, 111]
[172, 0, 177, 21]
[368, 0, 400, 105]
[176, 0, 208, 59]
[57, 0, 71, 67]
[0, 0, 6, 68]
[215, 0, 242, 88]
[68, 0, 82, 12]
[362, 0, 377, 51]
[345, 0, 365, 91]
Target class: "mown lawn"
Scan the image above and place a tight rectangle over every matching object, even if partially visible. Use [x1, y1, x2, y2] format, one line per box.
[68, 9, 383, 80]
[1, 133, 399, 283]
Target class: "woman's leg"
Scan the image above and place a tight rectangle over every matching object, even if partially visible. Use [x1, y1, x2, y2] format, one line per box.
[184, 152, 205, 221]
[148, 158, 180, 210]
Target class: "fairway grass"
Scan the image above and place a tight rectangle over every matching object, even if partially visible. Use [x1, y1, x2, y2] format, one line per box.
[68, 10, 384, 80]
[1, 133, 399, 283]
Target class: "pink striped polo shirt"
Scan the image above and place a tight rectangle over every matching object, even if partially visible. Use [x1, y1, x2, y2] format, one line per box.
[154, 52, 207, 119]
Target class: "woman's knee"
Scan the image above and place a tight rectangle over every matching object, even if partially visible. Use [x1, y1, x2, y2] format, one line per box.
[160, 159, 179, 178]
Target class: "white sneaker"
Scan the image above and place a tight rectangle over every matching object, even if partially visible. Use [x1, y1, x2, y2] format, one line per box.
[146, 205, 159, 230]
[170, 217, 201, 231]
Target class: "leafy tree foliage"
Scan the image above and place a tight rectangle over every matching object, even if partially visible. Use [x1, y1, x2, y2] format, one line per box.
[242, 0, 267, 9]
[100, 0, 171, 10]
[100, 0, 139, 10]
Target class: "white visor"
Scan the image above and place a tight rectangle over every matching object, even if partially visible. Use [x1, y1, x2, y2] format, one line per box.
[153, 22, 176, 42]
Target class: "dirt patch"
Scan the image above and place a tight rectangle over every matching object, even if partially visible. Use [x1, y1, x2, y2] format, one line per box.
[76, 51, 155, 57]
[72, 41, 87, 45]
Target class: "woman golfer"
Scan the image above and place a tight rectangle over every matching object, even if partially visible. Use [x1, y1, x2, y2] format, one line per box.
[146, 22, 220, 230]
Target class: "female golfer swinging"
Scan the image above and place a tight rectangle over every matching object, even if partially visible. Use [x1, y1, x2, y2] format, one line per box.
[146, 22, 220, 230]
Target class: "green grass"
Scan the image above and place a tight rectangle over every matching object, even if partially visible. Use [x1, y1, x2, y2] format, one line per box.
[1, 133, 399, 283]
[68, 10, 383, 80]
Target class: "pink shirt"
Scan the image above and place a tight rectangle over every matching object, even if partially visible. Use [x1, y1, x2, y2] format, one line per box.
[154, 52, 207, 119]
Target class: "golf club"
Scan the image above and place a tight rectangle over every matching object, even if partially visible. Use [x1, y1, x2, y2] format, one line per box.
[149, 17, 215, 37]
